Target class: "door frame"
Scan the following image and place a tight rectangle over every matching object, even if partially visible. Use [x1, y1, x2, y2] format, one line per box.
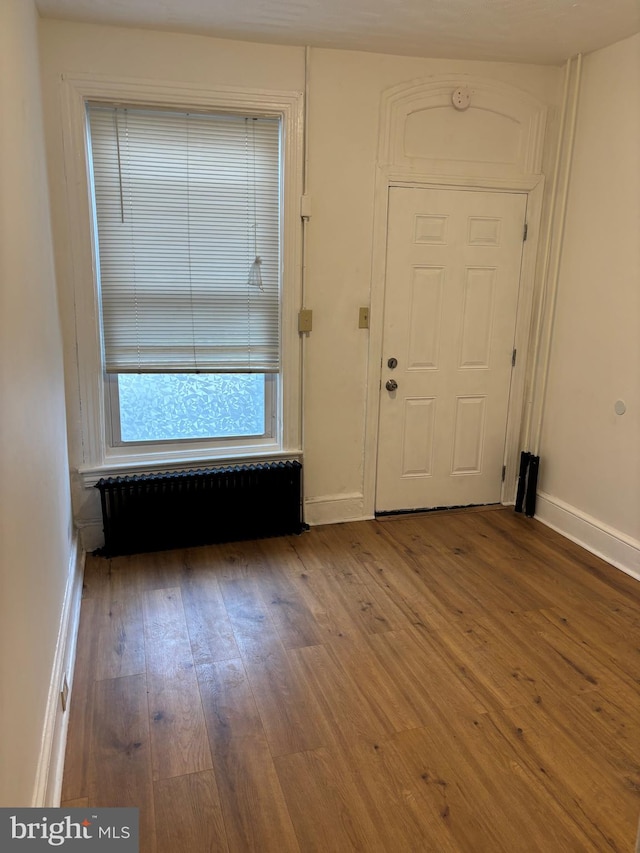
[363, 170, 545, 516]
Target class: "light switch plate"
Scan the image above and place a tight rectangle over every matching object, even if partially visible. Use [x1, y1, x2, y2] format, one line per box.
[298, 308, 313, 333]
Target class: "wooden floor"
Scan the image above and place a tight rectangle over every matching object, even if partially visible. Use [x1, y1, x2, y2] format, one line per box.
[61, 508, 640, 852]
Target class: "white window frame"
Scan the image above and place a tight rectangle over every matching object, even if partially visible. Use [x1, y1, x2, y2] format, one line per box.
[60, 74, 303, 485]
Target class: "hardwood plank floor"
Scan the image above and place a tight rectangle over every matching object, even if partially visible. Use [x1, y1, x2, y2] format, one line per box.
[87, 674, 156, 853]
[62, 508, 640, 851]
[154, 771, 228, 853]
[142, 588, 213, 781]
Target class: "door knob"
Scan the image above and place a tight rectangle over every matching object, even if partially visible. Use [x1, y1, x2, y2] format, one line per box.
[385, 379, 398, 392]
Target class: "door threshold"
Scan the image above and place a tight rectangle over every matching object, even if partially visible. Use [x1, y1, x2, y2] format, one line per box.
[375, 503, 505, 520]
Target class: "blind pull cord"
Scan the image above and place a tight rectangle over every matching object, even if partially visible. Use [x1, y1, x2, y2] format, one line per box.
[247, 117, 264, 291]
[114, 109, 125, 224]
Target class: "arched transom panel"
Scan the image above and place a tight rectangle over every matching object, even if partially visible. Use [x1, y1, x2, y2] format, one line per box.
[379, 76, 548, 178]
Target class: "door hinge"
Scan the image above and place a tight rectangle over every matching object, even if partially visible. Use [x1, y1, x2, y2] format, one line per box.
[511, 348, 517, 367]
[523, 222, 528, 241]
[502, 465, 506, 482]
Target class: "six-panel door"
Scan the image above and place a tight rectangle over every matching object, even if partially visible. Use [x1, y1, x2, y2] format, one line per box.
[376, 187, 527, 512]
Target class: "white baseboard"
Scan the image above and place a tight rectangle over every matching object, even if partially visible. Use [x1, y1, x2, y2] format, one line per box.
[32, 534, 85, 807]
[77, 519, 103, 553]
[535, 491, 640, 583]
[304, 492, 372, 526]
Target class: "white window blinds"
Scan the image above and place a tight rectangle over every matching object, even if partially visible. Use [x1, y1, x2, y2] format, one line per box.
[87, 104, 281, 373]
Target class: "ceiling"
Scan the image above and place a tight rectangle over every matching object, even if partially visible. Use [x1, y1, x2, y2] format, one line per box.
[35, 0, 640, 66]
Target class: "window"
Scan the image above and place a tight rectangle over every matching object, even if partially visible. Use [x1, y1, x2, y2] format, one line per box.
[61, 77, 301, 482]
[87, 104, 281, 451]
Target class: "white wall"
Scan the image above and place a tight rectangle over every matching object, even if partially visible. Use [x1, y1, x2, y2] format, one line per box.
[38, 18, 561, 537]
[0, 0, 75, 806]
[303, 49, 559, 522]
[537, 33, 640, 577]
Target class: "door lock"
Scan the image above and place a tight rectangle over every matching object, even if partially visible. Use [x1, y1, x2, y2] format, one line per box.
[387, 357, 398, 369]
[385, 379, 398, 392]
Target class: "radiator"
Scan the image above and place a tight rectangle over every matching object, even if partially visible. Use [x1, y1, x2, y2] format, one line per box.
[95, 460, 304, 556]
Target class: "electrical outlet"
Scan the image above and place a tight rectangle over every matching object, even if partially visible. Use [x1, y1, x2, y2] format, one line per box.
[60, 674, 69, 712]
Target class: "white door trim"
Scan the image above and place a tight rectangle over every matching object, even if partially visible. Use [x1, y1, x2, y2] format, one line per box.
[363, 170, 545, 517]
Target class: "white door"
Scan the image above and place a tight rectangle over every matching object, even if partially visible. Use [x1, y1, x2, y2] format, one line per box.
[376, 187, 527, 512]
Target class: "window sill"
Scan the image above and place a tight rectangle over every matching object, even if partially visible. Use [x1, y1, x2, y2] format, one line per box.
[78, 448, 303, 489]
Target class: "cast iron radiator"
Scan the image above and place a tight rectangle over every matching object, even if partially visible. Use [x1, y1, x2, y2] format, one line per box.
[95, 460, 304, 556]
